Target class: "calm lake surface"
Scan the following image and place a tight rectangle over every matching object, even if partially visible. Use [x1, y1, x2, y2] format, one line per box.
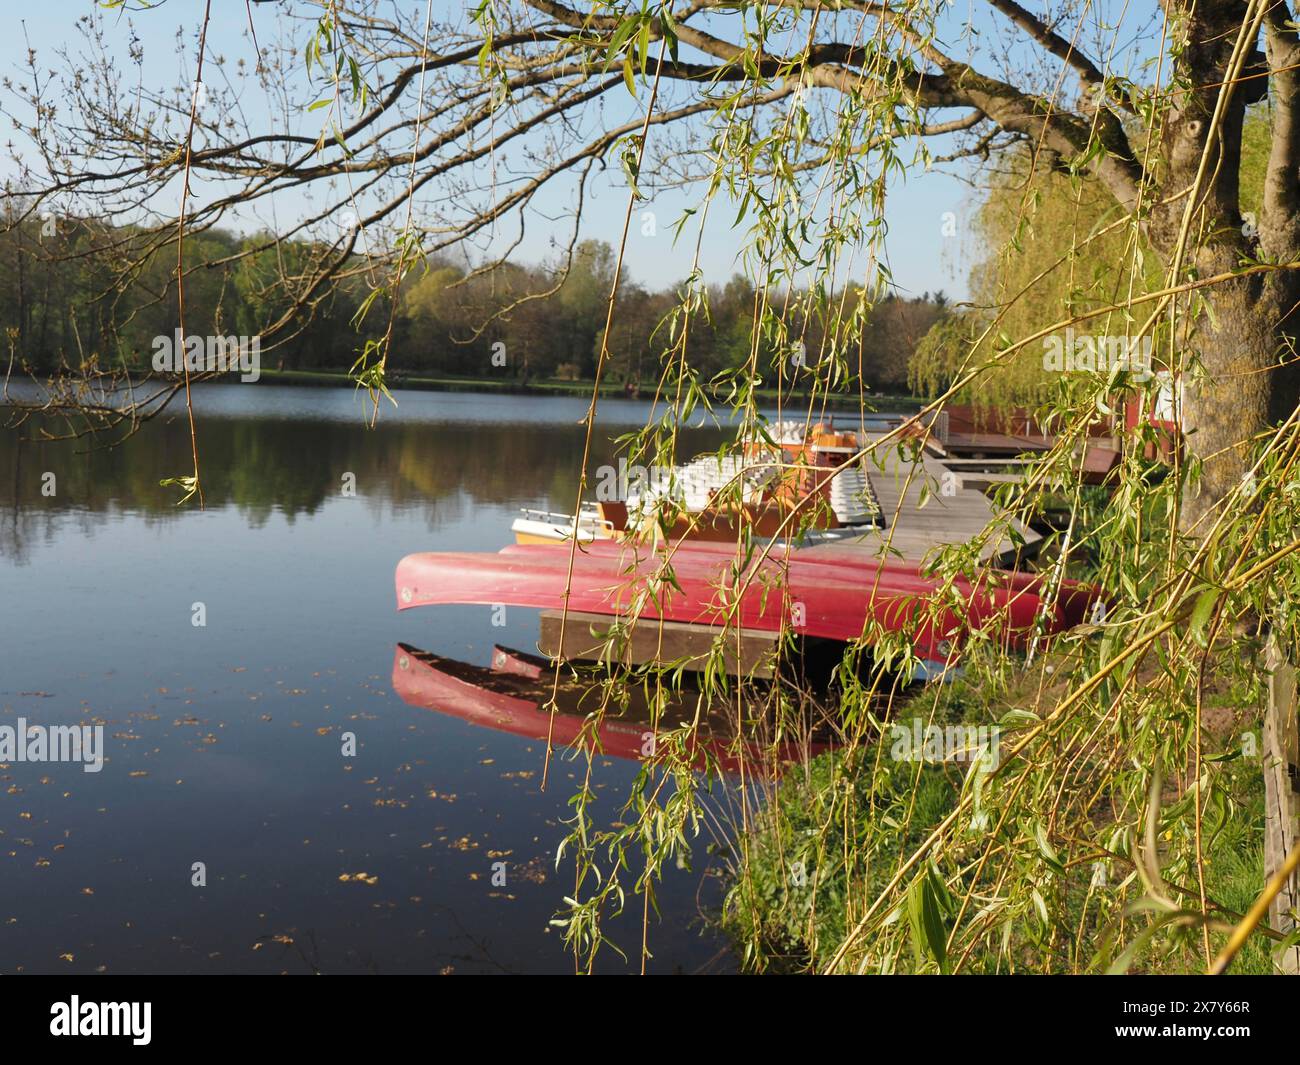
[1, 384, 789, 974]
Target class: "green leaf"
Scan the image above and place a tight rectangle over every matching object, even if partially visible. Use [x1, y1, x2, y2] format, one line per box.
[604, 15, 640, 72]
[1033, 822, 1066, 873]
[637, 20, 651, 76]
[1188, 585, 1219, 646]
[906, 872, 949, 973]
[998, 710, 1040, 735]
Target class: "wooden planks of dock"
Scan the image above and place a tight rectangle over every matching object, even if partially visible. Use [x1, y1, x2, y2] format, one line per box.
[805, 434, 1041, 565]
[538, 609, 779, 678]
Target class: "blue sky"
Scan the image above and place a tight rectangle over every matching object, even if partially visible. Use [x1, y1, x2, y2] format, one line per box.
[0, 1, 1086, 302]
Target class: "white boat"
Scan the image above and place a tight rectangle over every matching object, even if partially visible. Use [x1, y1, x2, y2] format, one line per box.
[510, 421, 881, 546]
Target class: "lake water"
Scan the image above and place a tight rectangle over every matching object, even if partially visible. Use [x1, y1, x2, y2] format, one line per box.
[1, 384, 782, 974]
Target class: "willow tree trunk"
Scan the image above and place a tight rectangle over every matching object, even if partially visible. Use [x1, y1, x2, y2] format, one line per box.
[1177, 270, 1296, 526]
[1175, 258, 1300, 970]
[1179, 267, 1300, 970]
[1149, 151, 1300, 961]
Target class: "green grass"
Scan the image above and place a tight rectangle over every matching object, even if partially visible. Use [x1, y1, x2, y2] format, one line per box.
[721, 675, 1278, 975]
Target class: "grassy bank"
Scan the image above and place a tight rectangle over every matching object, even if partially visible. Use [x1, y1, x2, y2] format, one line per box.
[721, 667, 1272, 975]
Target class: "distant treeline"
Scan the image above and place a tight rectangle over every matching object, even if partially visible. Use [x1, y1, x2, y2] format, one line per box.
[0, 214, 945, 393]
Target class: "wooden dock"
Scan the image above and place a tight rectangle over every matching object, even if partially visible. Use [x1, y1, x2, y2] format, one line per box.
[805, 434, 1041, 565]
[527, 440, 1041, 680]
[538, 609, 779, 678]
[517, 433, 1046, 679]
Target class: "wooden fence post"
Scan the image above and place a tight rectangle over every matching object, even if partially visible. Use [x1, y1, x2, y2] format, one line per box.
[1264, 633, 1300, 973]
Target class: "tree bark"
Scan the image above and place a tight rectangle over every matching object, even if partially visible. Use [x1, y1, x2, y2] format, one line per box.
[1139, 6, 1300, 956]
[1176, 267, 1298, 530]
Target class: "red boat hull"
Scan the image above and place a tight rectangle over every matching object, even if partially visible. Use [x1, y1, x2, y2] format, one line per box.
[396, 544, 1101, 663]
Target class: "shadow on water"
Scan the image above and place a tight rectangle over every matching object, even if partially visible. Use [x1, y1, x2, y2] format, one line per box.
[392, 642, 835, 777]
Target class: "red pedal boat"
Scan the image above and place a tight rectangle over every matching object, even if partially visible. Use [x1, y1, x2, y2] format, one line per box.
[395, 543, 1101, 665]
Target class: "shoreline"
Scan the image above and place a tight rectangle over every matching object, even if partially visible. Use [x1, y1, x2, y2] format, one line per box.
[14, 367, 922, 413]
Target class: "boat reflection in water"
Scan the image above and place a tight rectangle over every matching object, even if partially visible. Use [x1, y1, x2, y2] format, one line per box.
[391, 643, 830, 777]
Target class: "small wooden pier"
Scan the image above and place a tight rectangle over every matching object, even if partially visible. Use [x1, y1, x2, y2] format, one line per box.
[526, 435, 1047, 679]
[538, 609, 779, 678]
[802, 433, 1042, 565]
